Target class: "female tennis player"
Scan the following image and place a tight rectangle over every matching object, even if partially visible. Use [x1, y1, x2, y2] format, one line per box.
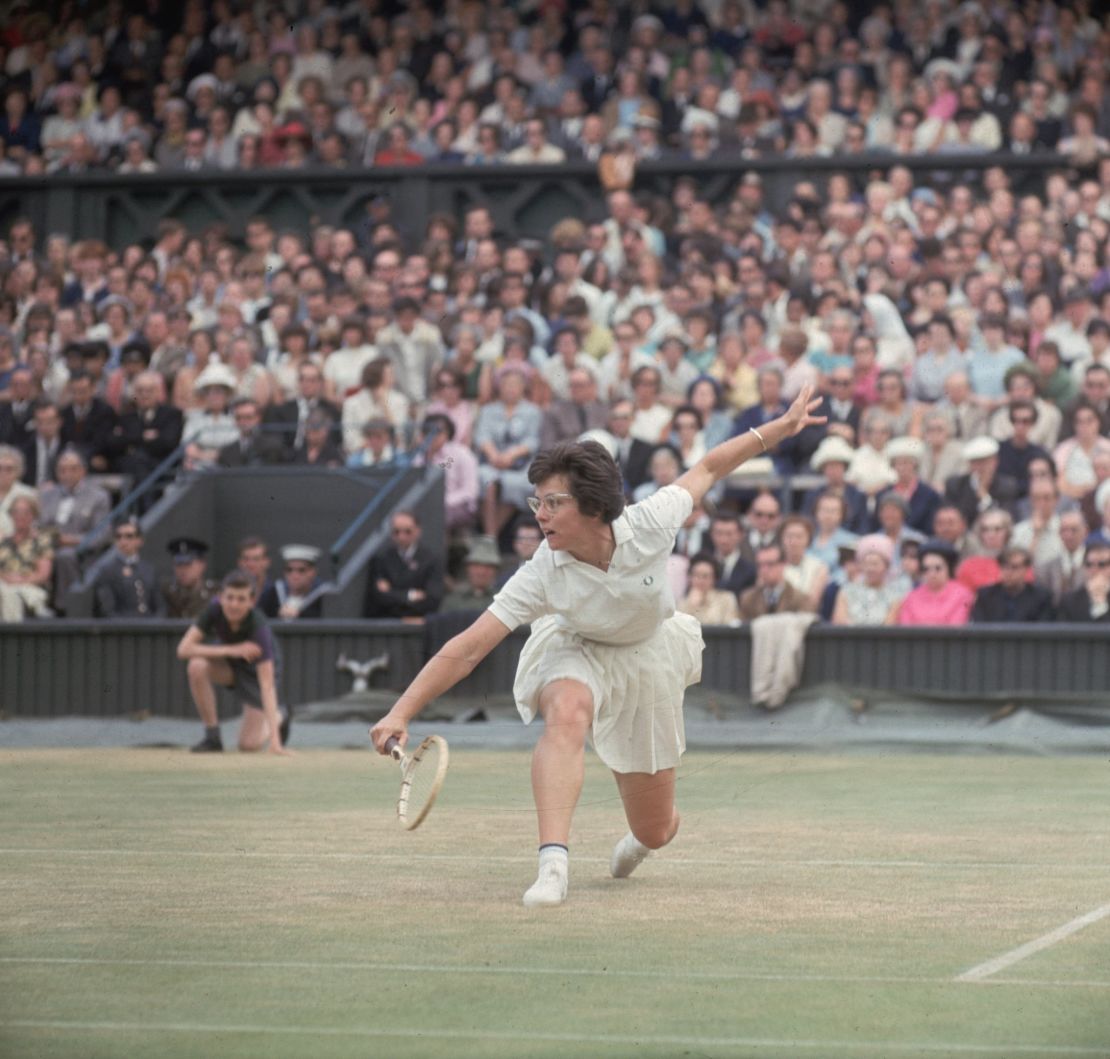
[371, 385, 825, 907]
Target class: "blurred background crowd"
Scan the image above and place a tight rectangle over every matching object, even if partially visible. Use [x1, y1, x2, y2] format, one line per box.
[0, 0, 1109, 629]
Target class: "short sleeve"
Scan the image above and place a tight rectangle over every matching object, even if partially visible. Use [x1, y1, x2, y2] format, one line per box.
[625, 484, 693, 547]
[194, 600, 219, 636]
[488, 552, 550, 632]
[252, 619, 276, 663]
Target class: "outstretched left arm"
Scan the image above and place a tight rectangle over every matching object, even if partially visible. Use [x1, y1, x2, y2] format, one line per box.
[675, 385, 827, 509]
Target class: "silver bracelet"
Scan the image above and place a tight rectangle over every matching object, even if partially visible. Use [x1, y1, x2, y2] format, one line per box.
[749, 426, 768, 452]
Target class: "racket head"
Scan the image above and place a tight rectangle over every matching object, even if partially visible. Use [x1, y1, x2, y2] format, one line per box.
[397, 734, 449, 830]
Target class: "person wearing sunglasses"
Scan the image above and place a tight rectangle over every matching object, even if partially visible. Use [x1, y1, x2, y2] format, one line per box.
[896, 544, 973, 626]
[971, 547, 1054, 623]
[1057, 543, 1110, 623]
[91, 517, 163, 618]
[371, 386, 825, 908]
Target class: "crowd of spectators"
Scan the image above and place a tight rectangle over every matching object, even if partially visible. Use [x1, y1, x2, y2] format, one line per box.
[0, 1, 1108, 175]
[1, 0, 1110, 630]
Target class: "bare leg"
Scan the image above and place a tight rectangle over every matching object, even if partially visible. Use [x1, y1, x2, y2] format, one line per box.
[613, 768, 679, 849]
[187, 658, 234, 727]
[237, 706, 272, 752]
[481, 482, 500, 537]
[531, 679, 594, 846]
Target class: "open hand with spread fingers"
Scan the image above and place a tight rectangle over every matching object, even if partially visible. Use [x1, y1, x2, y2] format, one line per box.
[783, 384, 827, 437]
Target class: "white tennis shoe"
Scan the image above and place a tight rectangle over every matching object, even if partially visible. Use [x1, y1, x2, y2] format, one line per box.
[522, 861, 568, 907]
[610, 832, 652, 878]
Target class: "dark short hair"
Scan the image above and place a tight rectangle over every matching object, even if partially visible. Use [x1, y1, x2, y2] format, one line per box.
[689, 553, 722, 580]
[221, 569, 254, 593]
[422, 413, 455, 441]
[919, 544, 956, 576]
[528, 440, 625, 523]
[237, 536, 268, 556]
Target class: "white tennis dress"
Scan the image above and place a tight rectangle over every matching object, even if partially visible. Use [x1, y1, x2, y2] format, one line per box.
[488, 484, 705, 774]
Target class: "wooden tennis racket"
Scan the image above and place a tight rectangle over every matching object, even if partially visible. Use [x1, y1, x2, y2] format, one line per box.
[384, 735, 450, 830]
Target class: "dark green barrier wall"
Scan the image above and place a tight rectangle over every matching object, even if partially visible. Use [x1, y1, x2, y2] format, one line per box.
[1, 154, 1058, 247]
[2, 620, 1107, 720]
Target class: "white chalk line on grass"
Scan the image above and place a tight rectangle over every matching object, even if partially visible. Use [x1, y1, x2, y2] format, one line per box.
[2, 847, 1108, 872]
[3, 957, 1108, 991]
[2, 1019, 1108, 1055]
[956, 902, 1110, 983]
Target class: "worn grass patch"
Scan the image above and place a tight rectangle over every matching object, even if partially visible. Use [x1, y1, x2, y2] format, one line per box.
[1, 748, 1109, 1058]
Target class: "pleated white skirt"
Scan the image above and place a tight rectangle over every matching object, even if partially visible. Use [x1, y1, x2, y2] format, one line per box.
[513, 611, 705, 774]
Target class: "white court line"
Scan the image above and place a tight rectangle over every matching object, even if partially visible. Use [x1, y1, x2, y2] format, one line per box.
[0, 955, 934, 985]
[3, 957, 1108, 991]
[2, 1019, 1107, 1055]
[2, 847, 1108, 872]
[957, 903, 1110, 982]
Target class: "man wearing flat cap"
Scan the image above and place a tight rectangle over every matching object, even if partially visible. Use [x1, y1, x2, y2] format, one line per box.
[163, 537, 218, 620]
[439, 536, 502, 613]
[258, 544, 324, 620]
[944, 436, 1019, 528]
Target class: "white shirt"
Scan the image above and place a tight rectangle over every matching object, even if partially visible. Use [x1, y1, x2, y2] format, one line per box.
[490, 484, 693, 646]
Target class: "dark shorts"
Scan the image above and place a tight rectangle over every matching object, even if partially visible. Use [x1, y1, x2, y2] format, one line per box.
[225, 659, 282, 710]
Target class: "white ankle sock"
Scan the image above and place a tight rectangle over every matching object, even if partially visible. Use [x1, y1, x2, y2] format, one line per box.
[538, 843, 569, 869]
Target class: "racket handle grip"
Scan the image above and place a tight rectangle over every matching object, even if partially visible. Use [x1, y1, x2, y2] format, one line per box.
[384, 736, 403, 760]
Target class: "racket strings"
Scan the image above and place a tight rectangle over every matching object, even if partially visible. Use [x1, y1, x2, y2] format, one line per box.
[404, 743, 444, 818]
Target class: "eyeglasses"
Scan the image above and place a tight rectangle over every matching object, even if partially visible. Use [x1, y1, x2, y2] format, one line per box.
[830, 378, 853, 387]
[527, 492, 574, 515]
[1084, 558, 1110, 569]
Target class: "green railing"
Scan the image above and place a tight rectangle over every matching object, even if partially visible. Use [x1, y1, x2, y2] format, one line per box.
[1, 153, 1071, 247]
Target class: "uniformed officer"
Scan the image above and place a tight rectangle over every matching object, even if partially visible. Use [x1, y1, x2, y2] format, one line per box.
[257, 543, 324, 620]
[162, 536, 218, 620]
[92, 517, 163, 617]
[439, 535, 503, 613]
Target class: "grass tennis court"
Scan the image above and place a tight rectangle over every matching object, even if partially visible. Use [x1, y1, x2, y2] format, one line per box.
[2, 746, 1108, 1058]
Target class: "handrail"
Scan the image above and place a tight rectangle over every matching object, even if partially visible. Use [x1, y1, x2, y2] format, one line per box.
[77, 442, 186, 557]
[0, 150, 1082, 191]
[328, 434, 438, 572]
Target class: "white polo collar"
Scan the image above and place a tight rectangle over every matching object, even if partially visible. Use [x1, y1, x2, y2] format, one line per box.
[551, 509, 632, 567]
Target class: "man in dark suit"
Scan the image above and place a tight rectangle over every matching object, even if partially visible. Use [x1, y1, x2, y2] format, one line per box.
[1057, 543, 1110, 622]
[540, 367, 610, 450]
[0, 365, 35, 445]
[705, 513, 756, 595]
[364, 509, 444, 619]
[114, 371, 183, 481]
[263, 361, 340, 458]
[607, 399, 653, 496]
[732, 367, 810, 473]
[91, 517, 163, 617]
[21, 400, 64, 487]
[971, 547, 1054, 622]
[814, 366, 861, 442]
[61, 370, 118, 472]
[739, 491, 783, 564]
[996, 400, 1050, 499]
[944, 436, 1020, 528]
[218, 399, 286, 467]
